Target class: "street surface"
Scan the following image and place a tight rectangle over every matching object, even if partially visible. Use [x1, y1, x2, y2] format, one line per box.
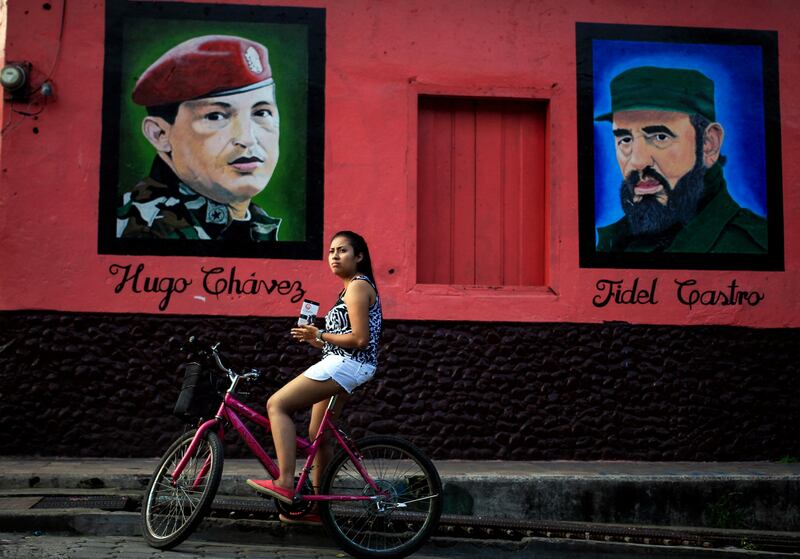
[0, 532, 738, 559]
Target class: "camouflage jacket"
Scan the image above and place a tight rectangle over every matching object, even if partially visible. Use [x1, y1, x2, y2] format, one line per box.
[596, 164, 768, 254]
[117, 158, 280, 241]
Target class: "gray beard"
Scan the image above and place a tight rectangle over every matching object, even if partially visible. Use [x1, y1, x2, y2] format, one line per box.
[620, 162, 707, 236]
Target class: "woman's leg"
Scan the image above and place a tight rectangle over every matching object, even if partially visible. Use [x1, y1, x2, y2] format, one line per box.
[308, 393, 350, 493]
[267, 375, 344, 490]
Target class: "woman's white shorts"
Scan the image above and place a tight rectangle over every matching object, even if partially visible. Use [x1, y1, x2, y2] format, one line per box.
[303, 354, 376, 394]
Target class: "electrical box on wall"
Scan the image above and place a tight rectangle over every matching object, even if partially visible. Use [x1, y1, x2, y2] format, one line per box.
[1, 62, 33, 100]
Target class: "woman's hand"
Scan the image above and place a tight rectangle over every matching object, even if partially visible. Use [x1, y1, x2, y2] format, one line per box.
[291, 324, 321, 347]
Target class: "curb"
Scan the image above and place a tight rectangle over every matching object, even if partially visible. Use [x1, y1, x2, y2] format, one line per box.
[2, 459, 799, 531]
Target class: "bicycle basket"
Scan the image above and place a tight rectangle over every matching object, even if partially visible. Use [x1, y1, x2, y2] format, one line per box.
[173, 362, 223, 421]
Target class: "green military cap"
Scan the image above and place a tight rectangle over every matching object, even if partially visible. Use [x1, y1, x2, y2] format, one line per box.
[595, 66, 715, 122]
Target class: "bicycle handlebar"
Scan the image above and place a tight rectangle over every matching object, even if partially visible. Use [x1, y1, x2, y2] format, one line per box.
[187, 336, 262, 382]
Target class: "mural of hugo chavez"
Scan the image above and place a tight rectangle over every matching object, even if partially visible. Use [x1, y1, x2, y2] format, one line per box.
[595, 66, 767, 254]
[117, 35, 281, 241]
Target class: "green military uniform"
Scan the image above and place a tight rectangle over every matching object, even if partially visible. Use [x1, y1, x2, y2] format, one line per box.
[596, 163, 767, 253]
[117, 158, 280, 241]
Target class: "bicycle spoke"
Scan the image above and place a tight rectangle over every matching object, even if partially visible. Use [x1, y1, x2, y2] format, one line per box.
[142, 431, 223, 549]
[323, 437, 442, 557]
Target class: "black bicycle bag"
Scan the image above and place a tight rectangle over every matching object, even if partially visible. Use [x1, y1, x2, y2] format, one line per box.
[173, 362, 222, 421]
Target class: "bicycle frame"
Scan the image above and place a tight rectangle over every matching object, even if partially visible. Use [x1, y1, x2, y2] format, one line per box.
[171, 391, 383, 503]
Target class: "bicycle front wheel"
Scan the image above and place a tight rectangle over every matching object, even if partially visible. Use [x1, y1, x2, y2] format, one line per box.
[141, 429, 224, 549]
[320, 435, 442, 559]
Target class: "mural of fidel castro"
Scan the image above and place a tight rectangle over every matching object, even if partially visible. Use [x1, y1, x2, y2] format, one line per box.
[595, 66, 767, 254]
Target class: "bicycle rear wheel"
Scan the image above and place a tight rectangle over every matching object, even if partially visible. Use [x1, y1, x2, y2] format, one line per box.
[141, 429, 224, 549]
[320, 435, 442, 559]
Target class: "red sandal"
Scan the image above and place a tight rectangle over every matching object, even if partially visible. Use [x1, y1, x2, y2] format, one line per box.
[279, 512, 322, 526]
[246, 479, 294, 504]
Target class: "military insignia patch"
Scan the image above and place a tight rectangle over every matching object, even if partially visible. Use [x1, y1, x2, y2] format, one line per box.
[244, 46, 263, 74]
[206, 202, 228, 225]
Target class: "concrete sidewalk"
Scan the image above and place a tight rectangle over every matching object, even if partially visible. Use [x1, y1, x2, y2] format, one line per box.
[1, 458, 798, 532]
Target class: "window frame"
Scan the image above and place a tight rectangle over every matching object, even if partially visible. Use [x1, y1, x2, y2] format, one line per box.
[406, 82, 557, 298]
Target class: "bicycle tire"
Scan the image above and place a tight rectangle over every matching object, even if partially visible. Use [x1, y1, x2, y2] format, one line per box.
[319, 435, 442, 559]
[141, 429, 224, 549]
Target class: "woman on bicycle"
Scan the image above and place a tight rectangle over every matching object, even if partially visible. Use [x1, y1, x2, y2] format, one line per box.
[247, 230, 382, 519]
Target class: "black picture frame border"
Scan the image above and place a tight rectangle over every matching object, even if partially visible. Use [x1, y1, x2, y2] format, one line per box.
[576, 22, 784, 271]
[98, 0, 326, 260]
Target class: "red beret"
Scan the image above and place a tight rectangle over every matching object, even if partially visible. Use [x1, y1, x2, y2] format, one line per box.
[132, 35, 273, 107]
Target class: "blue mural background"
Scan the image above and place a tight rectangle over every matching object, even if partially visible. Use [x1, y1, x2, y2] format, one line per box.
[592, 40, 767, 231]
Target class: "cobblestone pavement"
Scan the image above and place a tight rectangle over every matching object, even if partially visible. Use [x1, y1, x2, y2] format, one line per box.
[0, 532, 358, 559]
[0, 532, 747, 559]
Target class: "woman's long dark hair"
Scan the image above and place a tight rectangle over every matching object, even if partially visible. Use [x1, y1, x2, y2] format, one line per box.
[332, 230, 377, 290]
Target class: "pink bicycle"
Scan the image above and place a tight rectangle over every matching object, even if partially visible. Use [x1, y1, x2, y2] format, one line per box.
[140, 338, 442, 559]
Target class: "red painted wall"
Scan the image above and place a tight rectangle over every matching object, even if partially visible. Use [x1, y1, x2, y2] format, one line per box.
[0, 0, 798, 327]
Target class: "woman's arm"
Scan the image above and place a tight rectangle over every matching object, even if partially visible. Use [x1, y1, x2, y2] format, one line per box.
[332, 280, 373, 348]
[290, 280, 375, 349]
